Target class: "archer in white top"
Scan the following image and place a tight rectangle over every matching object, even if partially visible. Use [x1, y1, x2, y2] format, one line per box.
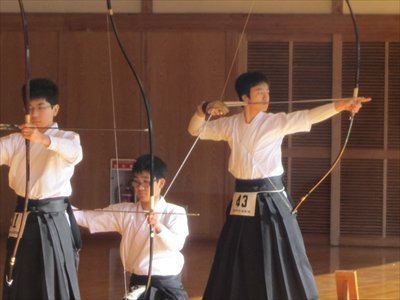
[0, 78, 83, 300]
[74, 154, 189, 300]
[187, 71, 371, 300]
[0, 124, 82, 198]
[74, 196, 188, 276]
[188, 79, 371, 180]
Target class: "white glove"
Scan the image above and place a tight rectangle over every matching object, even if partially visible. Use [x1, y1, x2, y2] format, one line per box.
[199, 100, 229, 116]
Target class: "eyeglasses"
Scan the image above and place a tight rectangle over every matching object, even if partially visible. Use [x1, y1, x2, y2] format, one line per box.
[29, 105, 52, 113]
[132, 179, 154, 188]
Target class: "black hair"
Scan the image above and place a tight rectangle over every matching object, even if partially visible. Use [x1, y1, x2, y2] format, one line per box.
[234, 71, 270, 101]
[22, 78, 59, 105]
[132, 154, 167, 179]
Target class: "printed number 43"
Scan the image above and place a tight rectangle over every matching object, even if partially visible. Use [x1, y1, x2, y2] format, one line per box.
[235, 194, 248, 208]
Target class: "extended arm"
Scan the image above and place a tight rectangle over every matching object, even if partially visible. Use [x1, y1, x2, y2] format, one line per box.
[308, 97, 371, 124]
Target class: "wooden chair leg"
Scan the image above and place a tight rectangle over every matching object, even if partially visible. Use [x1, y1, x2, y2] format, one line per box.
[335, 270, 360, 300]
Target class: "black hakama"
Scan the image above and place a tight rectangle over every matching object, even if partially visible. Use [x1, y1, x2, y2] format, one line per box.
[129, 273, 189, 300]
[2, 197, 81, 300]
[203, 177, 319, 300]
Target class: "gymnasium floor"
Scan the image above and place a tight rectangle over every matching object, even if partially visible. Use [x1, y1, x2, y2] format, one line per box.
[1, 234, 399, 299]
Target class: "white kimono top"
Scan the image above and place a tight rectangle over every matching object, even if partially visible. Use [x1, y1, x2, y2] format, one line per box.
[0, 122, 83, 199]
[188, 103, 338, 179]
[74, 197, 189, 276]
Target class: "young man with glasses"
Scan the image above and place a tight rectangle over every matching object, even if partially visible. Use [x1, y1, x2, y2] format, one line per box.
[74, 154, 189, 300]
[0, 78, 83, 299]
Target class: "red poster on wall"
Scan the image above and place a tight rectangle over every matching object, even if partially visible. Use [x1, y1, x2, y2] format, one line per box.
[110, 158, 136, 204]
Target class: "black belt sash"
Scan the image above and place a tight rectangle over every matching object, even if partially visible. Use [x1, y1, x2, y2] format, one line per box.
[16, 196, 81, 249]
[16, 196, 67, 212]
[235, 176, 284, 192]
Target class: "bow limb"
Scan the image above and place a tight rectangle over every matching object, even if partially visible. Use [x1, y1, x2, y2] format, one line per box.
[106, 0, 155, 297]
[292, 0, 360, 214]
[6, 0, 31, 286]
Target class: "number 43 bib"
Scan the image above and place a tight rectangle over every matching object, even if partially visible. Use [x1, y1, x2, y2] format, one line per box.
[230, 192, 258, 217]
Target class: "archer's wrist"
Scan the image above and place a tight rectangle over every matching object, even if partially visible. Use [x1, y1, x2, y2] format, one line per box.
[196, 102, 207, 118]
[334, 100, 347, 112]
[154, 223, 162, 234]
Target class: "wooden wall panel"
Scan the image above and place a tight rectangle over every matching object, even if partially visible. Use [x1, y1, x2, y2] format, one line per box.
[339, 42, 399, 245]
[340, 159, 384, 235]
[292, 158, 331, 234]
[1, 13, 399, 242]
[292, 42, 332, 148]
[247, 41, 289, 105]
[388, 42, 400, 149]
[387, 159, 400, 236]
[59, 30, 146, 211]
[146, 31, 232, 239]
[342, 42, 385, 148]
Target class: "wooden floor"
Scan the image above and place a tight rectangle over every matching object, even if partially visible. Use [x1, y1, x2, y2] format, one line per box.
[1, 234, 399, 299]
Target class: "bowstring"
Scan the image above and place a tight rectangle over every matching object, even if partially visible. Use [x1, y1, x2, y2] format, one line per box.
[164, 0, 256, 197]
[106, 15, 122, 205]
[106, 13, 129, 295]
[218, 0, 255, 100]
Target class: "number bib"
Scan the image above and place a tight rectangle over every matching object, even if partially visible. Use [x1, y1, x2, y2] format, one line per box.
[230, 192, 258, 217]
[8, 212, 29, 238]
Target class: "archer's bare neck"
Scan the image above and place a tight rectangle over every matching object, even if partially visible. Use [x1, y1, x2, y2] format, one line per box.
[243, 107, 260, 123]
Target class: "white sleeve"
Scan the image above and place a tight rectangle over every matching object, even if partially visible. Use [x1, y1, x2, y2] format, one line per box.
[156, 207, 189, 251]
[73, 208, 123, 234]
[188, 113, 206, 136]
[308, 103, 338, 124]
[48, 133, 83, 165]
